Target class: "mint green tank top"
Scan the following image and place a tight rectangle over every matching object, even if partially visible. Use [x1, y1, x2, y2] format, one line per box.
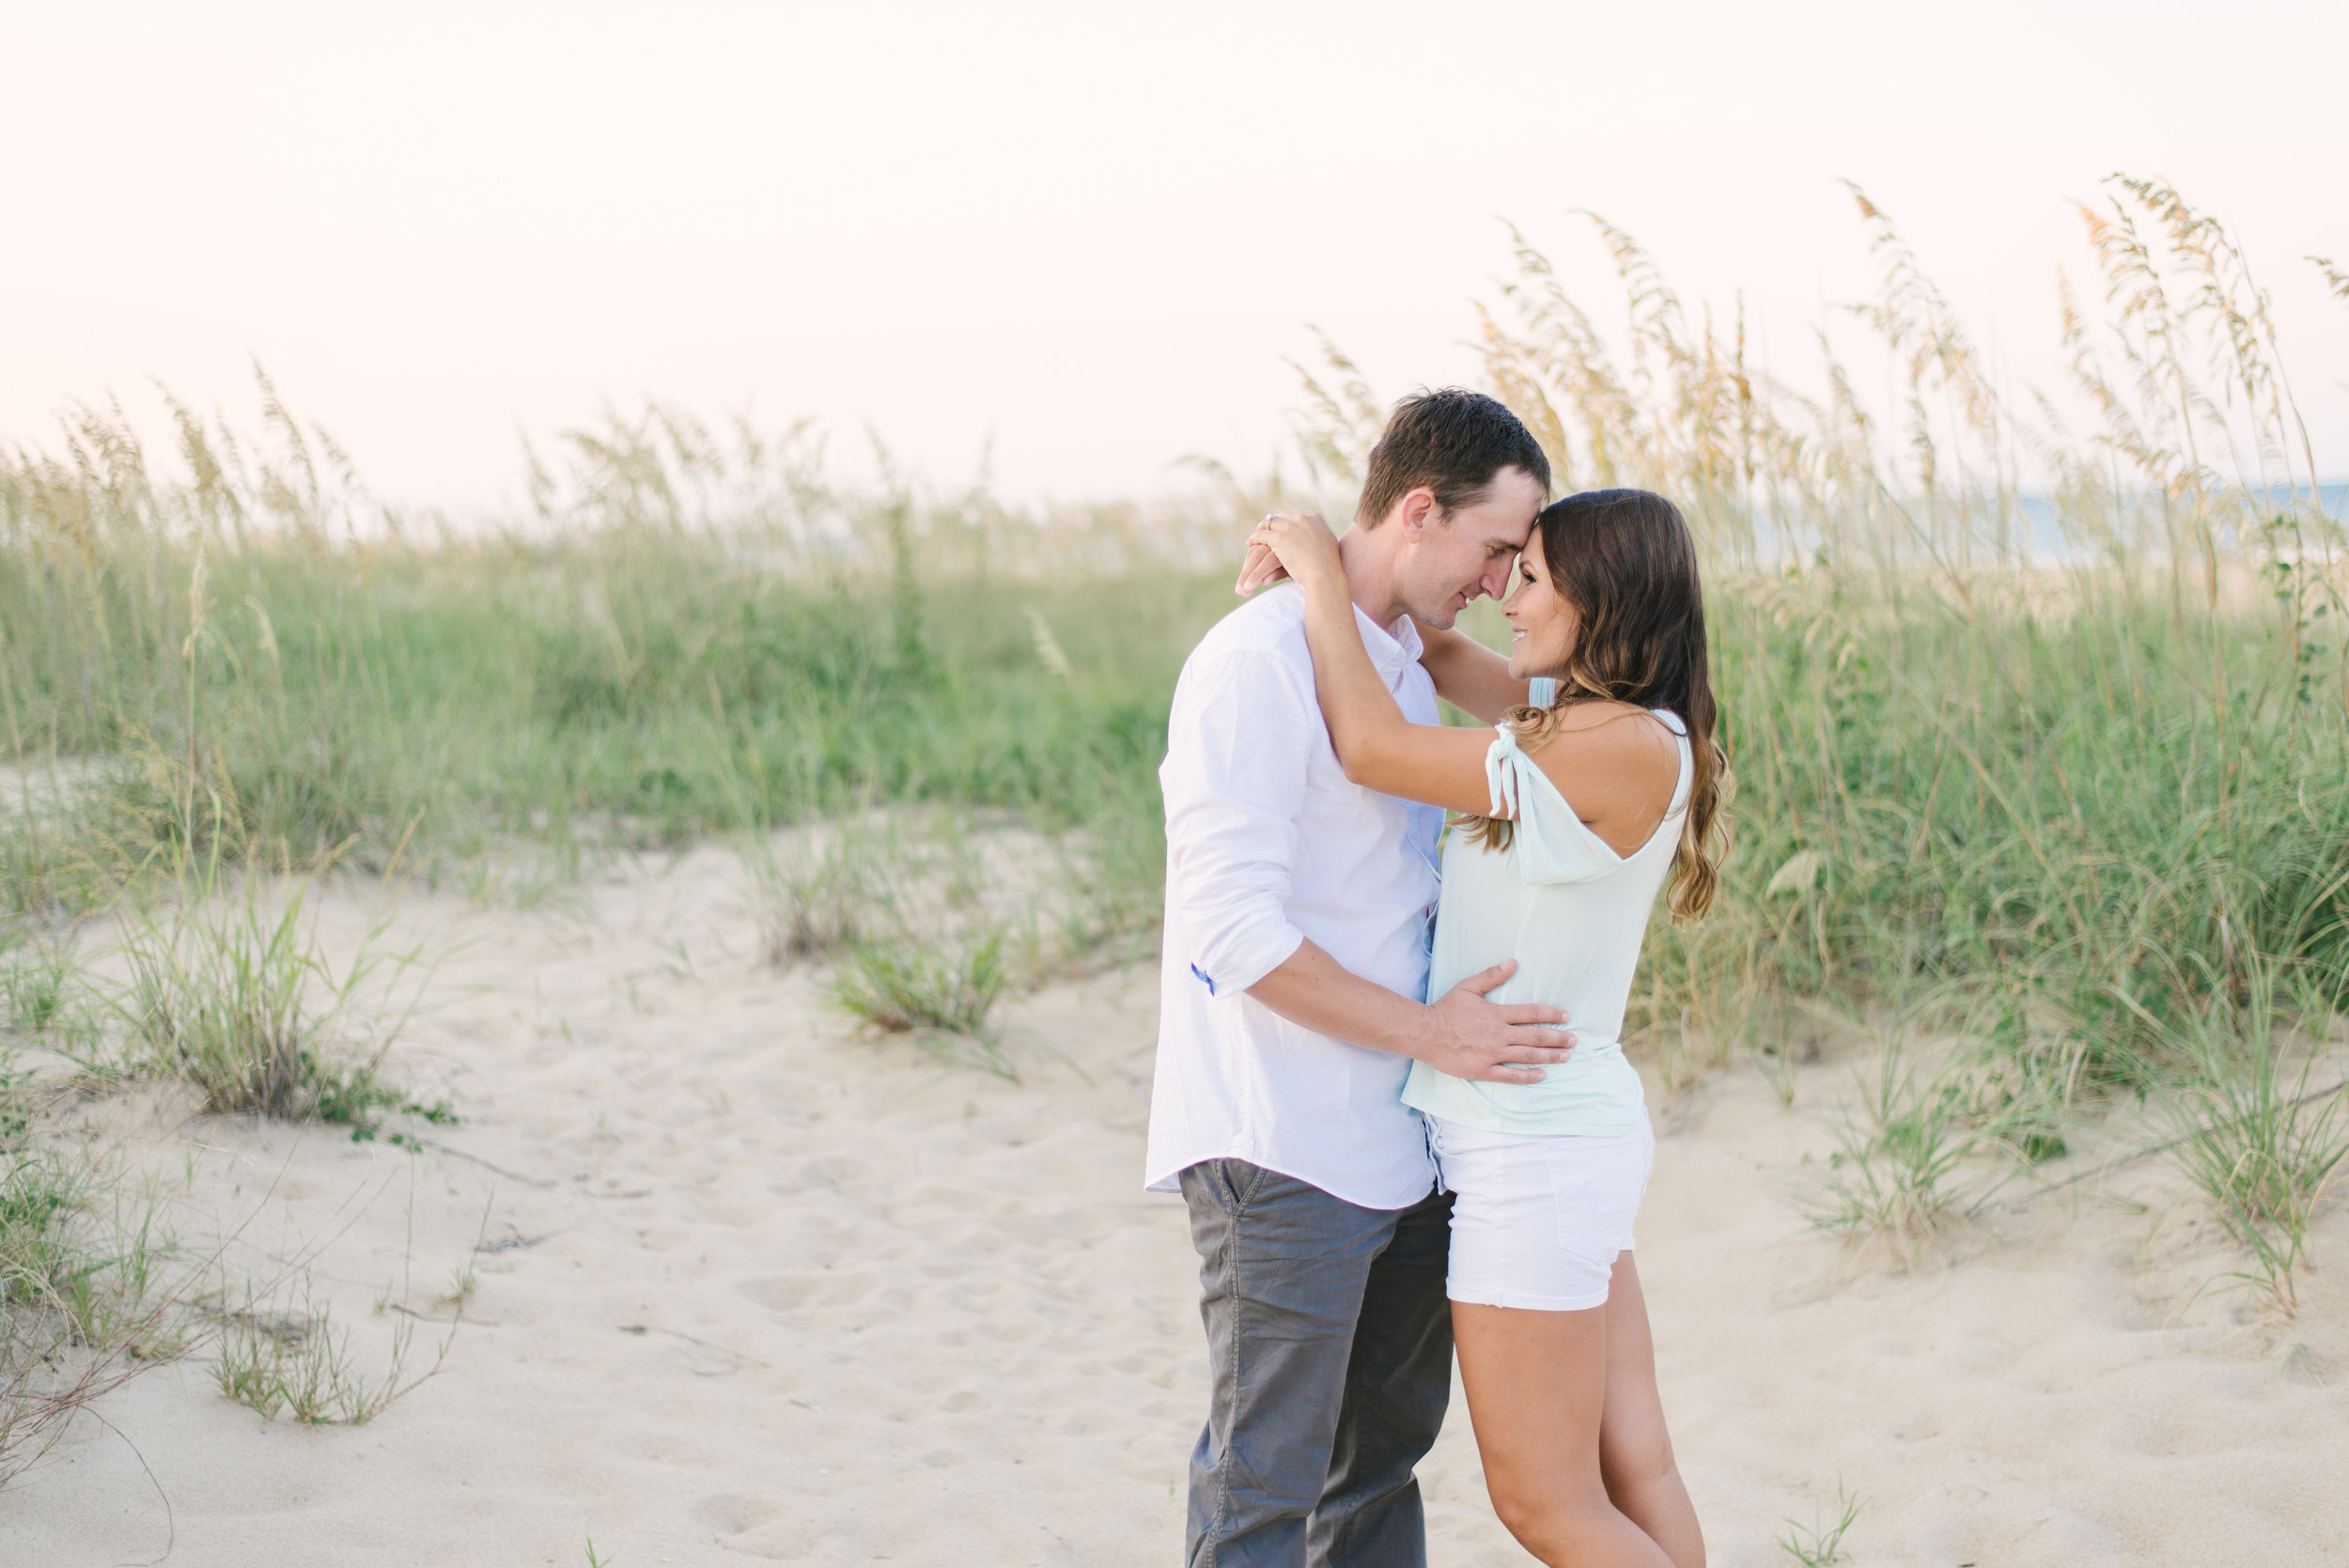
[1401, 711, 1690, 1137]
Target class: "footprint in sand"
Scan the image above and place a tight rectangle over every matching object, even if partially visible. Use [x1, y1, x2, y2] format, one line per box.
[696, 1493, 786, 1533]
[784, 1154, 876, 1190]
[737, 1271, 881, 1310]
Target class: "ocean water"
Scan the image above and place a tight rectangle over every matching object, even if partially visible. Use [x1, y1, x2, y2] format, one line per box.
[1741, 483, 2348, 565]
[2011, 482, 2348, 559]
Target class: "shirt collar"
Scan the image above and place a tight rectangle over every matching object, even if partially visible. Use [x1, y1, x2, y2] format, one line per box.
[1349, 602, 1422, 677]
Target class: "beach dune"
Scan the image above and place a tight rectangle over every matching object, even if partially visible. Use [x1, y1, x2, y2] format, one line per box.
[9, 842, 2345, 1566]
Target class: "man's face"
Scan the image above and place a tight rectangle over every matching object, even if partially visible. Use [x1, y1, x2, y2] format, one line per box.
[1391, 466, 1547, 629]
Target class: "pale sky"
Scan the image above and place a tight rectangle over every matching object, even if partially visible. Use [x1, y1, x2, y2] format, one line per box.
[6, 0, 2344, 512]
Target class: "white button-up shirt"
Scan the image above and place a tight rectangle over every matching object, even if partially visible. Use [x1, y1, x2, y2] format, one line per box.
[1144, 583, 1444, 1211]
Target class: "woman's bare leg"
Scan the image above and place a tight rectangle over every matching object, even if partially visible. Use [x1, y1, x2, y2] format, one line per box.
[1596, 1255, 1703, 1567]
[1453, 1294, 1675, 1568]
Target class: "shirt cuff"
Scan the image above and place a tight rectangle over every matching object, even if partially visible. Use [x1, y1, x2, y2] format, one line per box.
[1188, 921, 1305, 1001]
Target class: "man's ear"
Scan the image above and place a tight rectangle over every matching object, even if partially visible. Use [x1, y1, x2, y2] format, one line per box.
[1395, 487, 1439, 542]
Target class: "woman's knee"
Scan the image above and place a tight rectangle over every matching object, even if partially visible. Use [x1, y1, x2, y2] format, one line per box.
[1600, 1421, 1679, 1495]
[1488, 1481, 1612, 1559]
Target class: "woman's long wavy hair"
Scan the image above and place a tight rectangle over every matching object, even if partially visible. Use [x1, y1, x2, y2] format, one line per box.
[1459, 488, 1731, 923]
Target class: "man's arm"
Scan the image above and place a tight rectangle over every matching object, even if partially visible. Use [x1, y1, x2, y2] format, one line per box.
[1248, 942, 1571, 1085]
[1162, 643, 1570, 1086]
[1415, 622, 1531, 725]
[1162, 645, 1319, 1001]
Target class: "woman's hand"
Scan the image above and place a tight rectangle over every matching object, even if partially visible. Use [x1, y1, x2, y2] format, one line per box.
[1235, 536, 1286, 595]
[1237, 511, 1343, 597]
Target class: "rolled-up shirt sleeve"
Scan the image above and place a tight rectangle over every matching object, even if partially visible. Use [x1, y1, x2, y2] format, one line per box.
[1160, 645, 1315, 999]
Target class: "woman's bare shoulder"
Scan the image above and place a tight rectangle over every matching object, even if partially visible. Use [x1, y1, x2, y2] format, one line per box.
[1525, 703, 1681, 838]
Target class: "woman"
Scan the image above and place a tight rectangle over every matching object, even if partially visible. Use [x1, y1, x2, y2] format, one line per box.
[1243, 488, 1726, 1568]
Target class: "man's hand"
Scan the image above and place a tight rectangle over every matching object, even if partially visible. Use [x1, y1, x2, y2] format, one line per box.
[1241, 943, 1570, 1083]
[1410, 959, 1574, 1084]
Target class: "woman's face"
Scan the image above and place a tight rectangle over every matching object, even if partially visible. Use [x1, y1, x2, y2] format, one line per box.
[1501, 526, 1579, 681]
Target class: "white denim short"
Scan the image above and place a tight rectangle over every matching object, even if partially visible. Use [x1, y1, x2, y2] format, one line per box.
[1427, 1112, 1656, 1312]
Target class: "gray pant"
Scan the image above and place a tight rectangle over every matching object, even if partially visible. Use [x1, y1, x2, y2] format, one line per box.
[1179, 1159, 1456, 1568]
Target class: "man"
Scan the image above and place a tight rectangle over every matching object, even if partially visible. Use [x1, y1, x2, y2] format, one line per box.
[1148, 388, 1571, 1567]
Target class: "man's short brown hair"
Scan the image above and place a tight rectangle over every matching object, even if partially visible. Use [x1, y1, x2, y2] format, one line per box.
[1356, 389, 1551, 527]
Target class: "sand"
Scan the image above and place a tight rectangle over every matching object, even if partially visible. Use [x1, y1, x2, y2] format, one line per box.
[8, 840, 2346, 1567]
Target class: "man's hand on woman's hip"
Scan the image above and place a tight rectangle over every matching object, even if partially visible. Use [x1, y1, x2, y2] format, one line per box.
[1241, 944, 1570, 1081]
[1416, 959, 1575, 1084]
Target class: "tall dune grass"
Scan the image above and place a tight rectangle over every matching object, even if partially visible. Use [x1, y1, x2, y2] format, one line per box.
[0, 395, 1237, 912]
[1, 174, 2345, 1307]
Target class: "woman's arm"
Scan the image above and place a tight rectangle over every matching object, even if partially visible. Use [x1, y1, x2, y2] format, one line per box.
[1415, 623, 1531, 725]
[1238, 527, 1526, 722]
[1250, 515, 1498, 817]
[1251, 515, 1686, 852]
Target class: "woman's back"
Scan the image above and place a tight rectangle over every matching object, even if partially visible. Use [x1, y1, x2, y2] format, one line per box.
[1401, 709, 1692, 1137]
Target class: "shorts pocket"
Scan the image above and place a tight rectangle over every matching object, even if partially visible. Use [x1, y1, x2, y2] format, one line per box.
[1540, 1133, 1648, 1268]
